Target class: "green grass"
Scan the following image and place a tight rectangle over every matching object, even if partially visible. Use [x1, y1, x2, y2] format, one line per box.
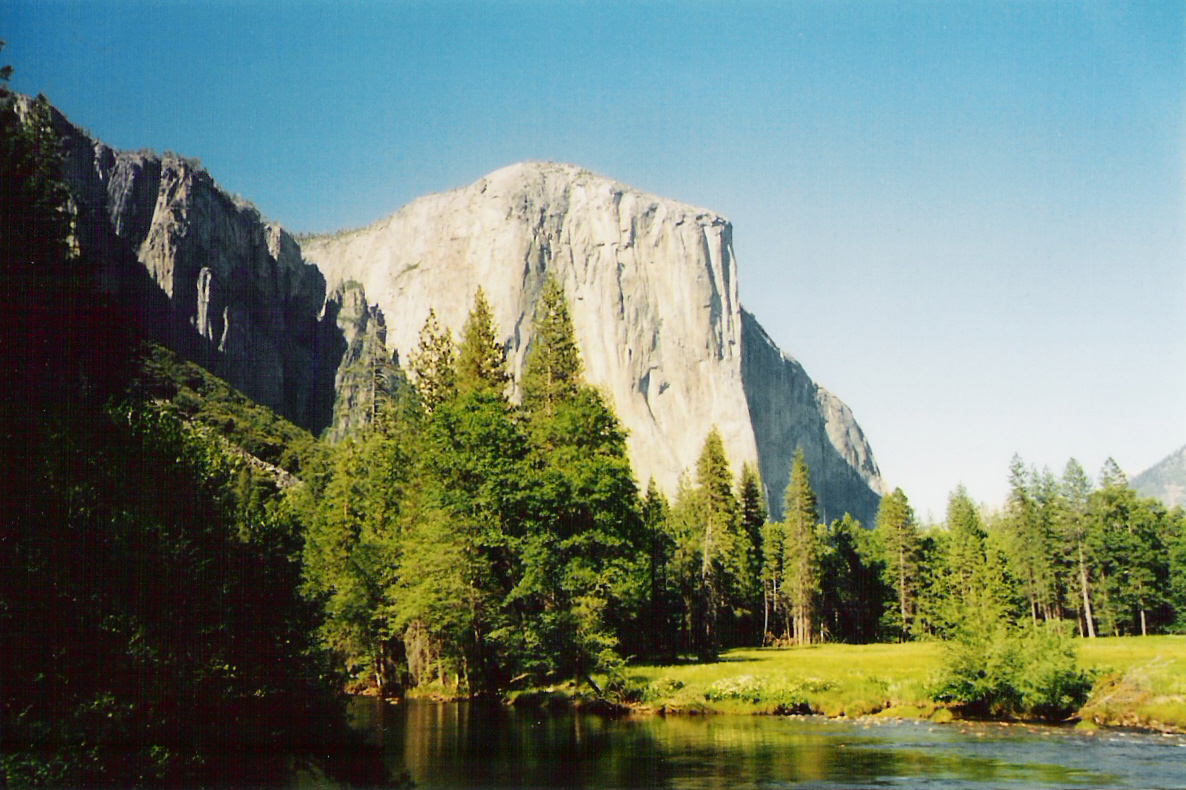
[623, 642, 945, 719]
[1076, 635, 1186, 731]
[615, 636, 1186, 731]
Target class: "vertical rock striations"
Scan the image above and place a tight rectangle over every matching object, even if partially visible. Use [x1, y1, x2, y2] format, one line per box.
[304, 163, 885, 523]
[44, 97, 883, 521]
[740, 309, 884, 521]
[49, 103, 346, 433]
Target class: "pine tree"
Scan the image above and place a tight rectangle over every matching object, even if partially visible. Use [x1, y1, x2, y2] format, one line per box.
[521, 274, 582, 418]
[1086, 460, 1164, 636]
[1002, 455, 1060, 623]
[408, 308, 457, 414]
[781, 448, 820, 646]
[513, 278, 645, 685]
[759, 516, 787, 642]
[683, 428, 750, 660]
[876, 487, 919, 640]
[393, 383, 526, 692]
[642, 479, 678, 659]
[456, 287, 509, 397]
[737, 462, 767, 644]
[818, 513, 884, 644]
[1060, 458, 1097, 637]
[945, 485, 986, 600]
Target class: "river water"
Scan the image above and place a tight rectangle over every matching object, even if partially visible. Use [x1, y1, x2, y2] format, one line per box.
[342, 698, 1186, 789]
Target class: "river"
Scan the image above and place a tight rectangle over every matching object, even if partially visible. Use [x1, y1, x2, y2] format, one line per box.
[336, 697, 1186, 789]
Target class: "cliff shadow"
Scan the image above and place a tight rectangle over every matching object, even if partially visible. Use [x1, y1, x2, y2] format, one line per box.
[739, 309, 881, 527]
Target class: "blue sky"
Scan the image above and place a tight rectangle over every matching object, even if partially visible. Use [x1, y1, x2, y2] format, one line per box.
[8, 0, 1184, 519]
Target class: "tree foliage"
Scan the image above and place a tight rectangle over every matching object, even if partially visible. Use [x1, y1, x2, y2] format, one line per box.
[875, 487, 920, 640]
[781, 449, 821, 646]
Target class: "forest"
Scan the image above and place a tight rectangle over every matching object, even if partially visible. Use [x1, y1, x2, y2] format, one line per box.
[292, 281, 1186, 696]
[3, 70, 1186, 785]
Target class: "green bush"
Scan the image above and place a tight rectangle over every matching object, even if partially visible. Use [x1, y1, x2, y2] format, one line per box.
[934, 620, 1092, 721]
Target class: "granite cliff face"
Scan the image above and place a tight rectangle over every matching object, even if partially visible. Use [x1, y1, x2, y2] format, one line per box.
[47, 101, 884, 521]
[305, 163, 885, 521]
[50, 104, 349, 433]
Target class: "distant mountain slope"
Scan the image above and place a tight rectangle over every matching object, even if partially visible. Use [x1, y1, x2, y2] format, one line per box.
[304, 162, 885, 521]
[1132, 445, 1186, 508]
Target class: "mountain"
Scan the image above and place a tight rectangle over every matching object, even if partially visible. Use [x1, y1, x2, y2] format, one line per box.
[47, 100, 354, 434]
[44, 95, 883, 522]
[1132, 445, 1186, 509]
[304, 163, 884, 522]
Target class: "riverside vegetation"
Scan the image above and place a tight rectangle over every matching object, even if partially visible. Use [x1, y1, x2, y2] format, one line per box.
[4, 53, 1186, 786]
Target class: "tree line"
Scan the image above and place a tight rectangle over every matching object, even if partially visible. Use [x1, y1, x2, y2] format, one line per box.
[295, 269, 1186, 699]
[5, 54, 1185, 780]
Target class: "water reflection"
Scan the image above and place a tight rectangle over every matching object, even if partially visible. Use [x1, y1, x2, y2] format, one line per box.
[347, 698, 1185, 789]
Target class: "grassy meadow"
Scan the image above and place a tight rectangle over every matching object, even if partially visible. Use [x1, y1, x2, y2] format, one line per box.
[612, 636, 1186, 731]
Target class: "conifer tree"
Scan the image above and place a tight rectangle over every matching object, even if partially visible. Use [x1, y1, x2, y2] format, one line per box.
[1060, 458, 1097, 637]
[513, 277, 644, 685]
[409, 308, 456, 414]
[456, 287, 509, 396]
[1002, 456, 1059, 622]
[521, 274, 582, 418]
[681, 427, 750, 659]
[759, 516, 787, 641]
[781, 448, 821, 646]
[876, 487, 920, 640]
[1087, 459, 1164, 636]
[642, 479, 678, 658]
[818, 513, 885, 644]
[737, 462, 767, 643]
[945, 485, 986, 601]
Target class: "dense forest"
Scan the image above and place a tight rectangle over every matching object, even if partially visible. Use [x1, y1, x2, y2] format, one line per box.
[4, 59, 1186, 784]
[0, 81, 384, 784]
[297, 278, 1186, 698]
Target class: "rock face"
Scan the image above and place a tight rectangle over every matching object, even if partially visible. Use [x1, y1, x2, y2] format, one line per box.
[1132, 445, 1186, 509]
[305, 163, 885, 522]
[49, 103, 347, 433]
[47, 101, 884, 522]
[740, 309, 883, 523]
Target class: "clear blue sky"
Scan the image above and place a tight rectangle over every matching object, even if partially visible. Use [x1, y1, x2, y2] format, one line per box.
[9, 0, 1184, 520]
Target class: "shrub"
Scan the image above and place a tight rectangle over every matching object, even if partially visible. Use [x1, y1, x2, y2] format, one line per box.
[934, 620, 1092, 721]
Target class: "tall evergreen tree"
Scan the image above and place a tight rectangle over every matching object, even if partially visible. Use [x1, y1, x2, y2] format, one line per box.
[521, 274, 582, 418]
[680, 428, 751, 659]
[945, 485, 986, 601]
[1060, 458, 1097, 637]
[513, 277, 645, 685]
[1086, 460, 1164, 636]
[1002, 456, 1059, 622]
[642, 479, 679, 659]
[876, 487, 920, 640]
[409, 308, 457, 414]
[737, 462, 767, 644]
[759, 515, 787, 641]
[393, 378, 526, 691]
[781, 448, 821, 646]
[818, 514, 885, 643]
[456, 287, 509, 396]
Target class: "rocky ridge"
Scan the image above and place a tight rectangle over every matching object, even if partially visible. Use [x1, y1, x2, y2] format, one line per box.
[45, 94, 884, 522]
[304, 162, 885, 520]
[48, 102, 356, 434]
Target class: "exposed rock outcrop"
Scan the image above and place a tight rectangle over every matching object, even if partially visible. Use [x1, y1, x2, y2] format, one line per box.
[48, 103, 346, 434]
[305, 163, 885, 521]
[45, 98, 884, 521]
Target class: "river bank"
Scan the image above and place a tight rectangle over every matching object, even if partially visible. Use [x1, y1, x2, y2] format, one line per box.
[491, 636, 1186, 733]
